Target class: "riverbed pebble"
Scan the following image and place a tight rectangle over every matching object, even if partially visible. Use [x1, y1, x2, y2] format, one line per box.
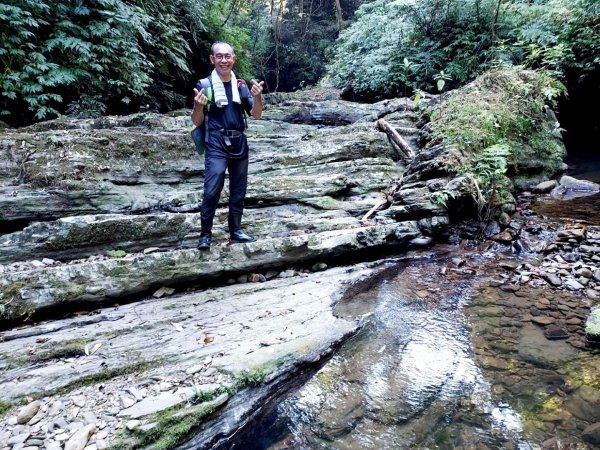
[0, 364, 233, 449]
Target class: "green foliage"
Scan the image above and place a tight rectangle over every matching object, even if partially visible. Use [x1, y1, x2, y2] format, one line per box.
[503, 0, 600, 78]
[66, 95, 106, 119]
[0, 0, 254, 125]
[429, 191, 451, 208]
[429, 68, 566, 216]
[247, 0, 363, 91]
[132, 403, 217, 450]
[236, 367, 267, 387]
[190, 385, 233, 404]
[434, 70, 452, 93]
[328, 0, 412, 98]
[0, 400, 11, 416]
[200, 0, 253, 80]
[456, 144, 513, 217]
[328, 0, 599, 100]
[106, 250, 127, 258]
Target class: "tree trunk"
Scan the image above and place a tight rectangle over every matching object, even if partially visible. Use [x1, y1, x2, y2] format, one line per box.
[334, 0, 344, 31]
[491, 0, 502, 41]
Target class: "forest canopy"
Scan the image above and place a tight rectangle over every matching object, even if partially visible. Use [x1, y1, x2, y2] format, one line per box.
[1, 0, 598, 125]
[327, 0, 599, 100]
[0, 0, 252, 124]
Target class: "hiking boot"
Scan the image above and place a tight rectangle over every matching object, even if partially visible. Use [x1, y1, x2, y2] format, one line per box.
[197, 233, 212, 250]
[228, 214, 256, 243]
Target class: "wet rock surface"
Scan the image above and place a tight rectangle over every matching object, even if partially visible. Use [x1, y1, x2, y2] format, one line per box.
[0, 93, 452, 449]
[231, 214, 600, 450]
[1, 89, 598, 449]
[461, 192, 600, 448]
[0, 263, 380, 449]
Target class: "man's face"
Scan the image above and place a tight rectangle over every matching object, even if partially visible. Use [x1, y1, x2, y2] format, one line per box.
[210, 44, 236, 78]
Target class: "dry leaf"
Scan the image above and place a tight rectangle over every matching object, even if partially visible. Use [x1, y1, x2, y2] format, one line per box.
[90, 342, 102, 355]
[203, 335, 214, 344]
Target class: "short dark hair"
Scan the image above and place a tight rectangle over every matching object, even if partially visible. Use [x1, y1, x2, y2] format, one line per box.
[211, 42, 235, 55]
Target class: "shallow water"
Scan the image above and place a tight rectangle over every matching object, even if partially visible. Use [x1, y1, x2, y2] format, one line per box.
[531, 189, 600, 226]
[565, 154, 600, 184]
[224, 155, 600, 449]
[226, 241, 600, 449]
[232, 257, 547, 449]
[533, 154, 600, 225]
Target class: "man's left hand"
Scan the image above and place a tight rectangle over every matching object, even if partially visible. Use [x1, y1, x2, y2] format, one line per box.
[250, 80, 265, 98]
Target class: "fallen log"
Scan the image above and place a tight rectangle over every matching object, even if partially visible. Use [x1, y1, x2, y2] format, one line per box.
[376, 118, 416, 159]
[361, 175, 404, 222]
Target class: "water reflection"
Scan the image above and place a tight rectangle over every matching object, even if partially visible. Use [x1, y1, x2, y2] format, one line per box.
[533, 192, 600, 224]
[237, 260, 533, 449]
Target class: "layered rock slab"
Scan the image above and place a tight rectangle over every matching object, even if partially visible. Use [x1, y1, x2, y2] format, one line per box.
[0, 96, 441, 325]
[0, 94, 451, 448]
[0, 103, 402, 226]
[0, 263, 380, 448]
[0, 221, 421, 323]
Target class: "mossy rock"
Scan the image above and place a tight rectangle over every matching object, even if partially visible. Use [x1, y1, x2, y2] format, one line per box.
[585, 306, 600, 346]
[427, 68, 567, 213]
[0, 282, 36, 323]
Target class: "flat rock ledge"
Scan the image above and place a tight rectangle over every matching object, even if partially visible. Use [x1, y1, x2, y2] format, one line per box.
[0, 96, 449, 326]
[0, 263, 382, 449]
[0, 95, 454, 449]
[0, 221, 421, 324]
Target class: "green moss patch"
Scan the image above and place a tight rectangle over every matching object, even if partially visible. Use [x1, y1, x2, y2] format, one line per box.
[236, 367, 268, 387]
[585, 306, 600, 343]
[190, 385, 233, 404]
[137, 403, 218, 450]
[106, 250, 127, 258]
[29, 337, 93, 363]
[48, 358, 160, 397]
[112, 392, 230, 450]
[32, 343, 87, 362]
[0, 400, 13, 416]
[427, 68, 566, 216]
[0, 281, 35, 322]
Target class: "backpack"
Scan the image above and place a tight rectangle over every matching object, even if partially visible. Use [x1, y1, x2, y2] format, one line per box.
[190, 77, 250, 156]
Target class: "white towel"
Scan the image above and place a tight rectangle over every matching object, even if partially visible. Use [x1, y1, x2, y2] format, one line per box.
[211, 69, 240, 107]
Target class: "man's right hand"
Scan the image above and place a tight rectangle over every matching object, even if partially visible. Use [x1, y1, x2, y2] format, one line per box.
[194, 88, 208, 107]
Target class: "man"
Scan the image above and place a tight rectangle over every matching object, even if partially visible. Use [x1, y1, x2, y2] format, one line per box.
[192, 42, 264, 250]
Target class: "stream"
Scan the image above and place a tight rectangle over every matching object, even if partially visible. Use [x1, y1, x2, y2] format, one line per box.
[225, 174, 600, 449]
[229, 254, 535, 449]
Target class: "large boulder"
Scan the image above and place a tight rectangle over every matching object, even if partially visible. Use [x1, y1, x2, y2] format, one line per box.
[552, 175, 600, 199]
[586, 306, 600, 346]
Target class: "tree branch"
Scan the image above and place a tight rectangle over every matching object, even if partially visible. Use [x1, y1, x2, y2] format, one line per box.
[376, 118, 416, 159]
[361, 176, 404, 222]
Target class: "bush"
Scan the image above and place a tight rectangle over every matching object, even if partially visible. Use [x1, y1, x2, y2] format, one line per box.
[327, 0, 599, 100]
[428, 68, 566, 217]
[0, 0, 252, 125]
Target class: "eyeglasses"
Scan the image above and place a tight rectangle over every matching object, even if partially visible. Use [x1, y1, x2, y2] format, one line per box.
[214, 54, 233, 61]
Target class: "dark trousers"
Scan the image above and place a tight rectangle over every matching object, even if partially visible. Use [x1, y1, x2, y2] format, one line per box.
[200, 146, 249, 234]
